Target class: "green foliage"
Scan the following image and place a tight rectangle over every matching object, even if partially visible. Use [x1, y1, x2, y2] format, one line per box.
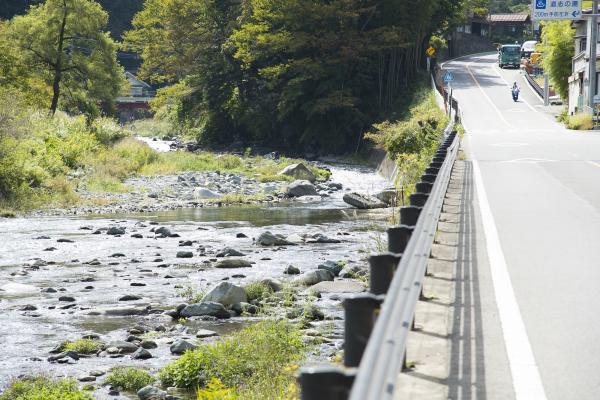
[8, 0, 125, 115]
[566, 113, 593, 130]
[158, 320, 305, 393]
[60, 339, 103, 354]
[196, 378, 239, 400]
[104, 367, 156, 392]
[539, 21, 574, 101]
[365, 77, 448, 200]
[244, 282, 274, 302]
[0, 377, 92, 400]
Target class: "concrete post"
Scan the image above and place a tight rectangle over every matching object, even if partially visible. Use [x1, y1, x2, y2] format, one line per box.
[343, 293, 384, 367]
[369, 253, 402, 295]
[387, 225, 414, 253]
[298, 366, 355, 400]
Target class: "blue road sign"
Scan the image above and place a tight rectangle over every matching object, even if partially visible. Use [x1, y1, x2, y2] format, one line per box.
[532, 0, 581, 21]
[443, 72, 454, 83]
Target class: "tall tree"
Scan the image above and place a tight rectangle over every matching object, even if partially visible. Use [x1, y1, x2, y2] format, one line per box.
[539, 20, 574, 100]
[9, 0, 124, 116]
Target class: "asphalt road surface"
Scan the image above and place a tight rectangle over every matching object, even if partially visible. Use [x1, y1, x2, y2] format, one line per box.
[445, 53, 600, 400]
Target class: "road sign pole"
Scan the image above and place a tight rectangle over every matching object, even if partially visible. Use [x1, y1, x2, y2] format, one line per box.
[544, 73, 550, 106]
[589, 0, 598, 110]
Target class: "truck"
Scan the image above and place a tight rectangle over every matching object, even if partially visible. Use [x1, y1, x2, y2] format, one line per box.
[498, 44, 521, 68]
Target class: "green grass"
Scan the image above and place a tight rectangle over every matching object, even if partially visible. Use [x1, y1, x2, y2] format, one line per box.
[159, 320, 305, 399]
[0, 377, 92, 400]
[104, 367, 156, 392]
[60, 339, 103, 355]
[126, 118, 175, 139]
[244, 282, 274, 302]
[566, 113, 593, 130]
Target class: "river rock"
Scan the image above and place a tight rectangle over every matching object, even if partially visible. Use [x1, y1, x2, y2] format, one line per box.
[194, 187, 221, 199]
[59, 296, 76, 302]
[309, 280, 366, 294]
[287, 180, 318, 197]
[170, 339, 197, 355]
[196, 329, 218, 338]
[278, 163, 316, 182]
[257, 231, 293, 246]
[317, 260, 344, 277]
[137, 386, 167, 400]
[47, 350, 79, 362]
[107, 227, 126, 235]
[154, 227, 172, 238]
[306, 233, 341, 244]
[131, 348, 153, 360]
[293, 270, 334, 286]
[107, 341, 139, 354]
[140, 340, 158, 349]
[119, 295, 142, 301]
[176, 251, 194, 258]
[214, 259, 252, 269]
[216, 247, 245, 257]
[260, 278, 282, 292]
[179, 302, 230, 319]
[232, 302, 258, 315]
[284, 265, 301, 275]
[342, 192, 386, 209]
[202, 281, 247, 306]
[375, 188, 399, 205]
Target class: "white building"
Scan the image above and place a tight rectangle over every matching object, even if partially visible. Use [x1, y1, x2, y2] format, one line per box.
[568, 12, 600, 115]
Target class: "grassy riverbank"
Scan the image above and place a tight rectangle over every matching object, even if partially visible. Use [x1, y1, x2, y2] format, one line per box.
[0, 98, 329, 212]
[365, 75, 449, 202]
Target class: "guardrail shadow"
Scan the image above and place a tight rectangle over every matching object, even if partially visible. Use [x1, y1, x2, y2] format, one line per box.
[448, 160, 487, 400]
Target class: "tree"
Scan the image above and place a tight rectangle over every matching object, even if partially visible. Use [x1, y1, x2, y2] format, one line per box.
[539, 21, 574, 100]
[9, 0, 124, 116]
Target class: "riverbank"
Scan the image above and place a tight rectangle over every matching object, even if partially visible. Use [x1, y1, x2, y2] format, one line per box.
[0, 159, 393, 399]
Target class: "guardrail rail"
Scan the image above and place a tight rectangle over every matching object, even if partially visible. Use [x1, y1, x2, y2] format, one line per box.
[298, 73, 461, 400]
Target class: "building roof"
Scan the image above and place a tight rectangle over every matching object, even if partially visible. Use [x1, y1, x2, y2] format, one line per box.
[489, 14, 530, 23]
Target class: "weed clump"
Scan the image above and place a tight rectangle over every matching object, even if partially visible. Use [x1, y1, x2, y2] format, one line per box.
[0, 376, 92, 400]
[104, 367, 155, 392]
[243, 282, 274, 302]
[60, 339, 103, 355]
[159, 320, 304, 398]
[566, 113, 593, 130]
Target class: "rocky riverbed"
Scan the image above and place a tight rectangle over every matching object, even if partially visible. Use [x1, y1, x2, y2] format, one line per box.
[0, 161, 394, 399]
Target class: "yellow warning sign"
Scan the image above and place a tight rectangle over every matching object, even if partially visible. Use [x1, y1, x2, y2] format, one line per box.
[426, 46, 436, 57]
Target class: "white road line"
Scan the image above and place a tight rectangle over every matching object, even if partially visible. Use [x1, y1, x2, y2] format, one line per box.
[471, 157, 548, 400]
[465, 63, 516, 130]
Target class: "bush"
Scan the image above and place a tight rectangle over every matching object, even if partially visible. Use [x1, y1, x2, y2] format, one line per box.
[566, 113, 593, 130]
[91, 117, 130, 145]
[158, 320, 304, 392]
[59, 339, 103, 355]
[244, 282, 274, 302]
[0, 377, 92, 400]
[104, 367, 155, 392]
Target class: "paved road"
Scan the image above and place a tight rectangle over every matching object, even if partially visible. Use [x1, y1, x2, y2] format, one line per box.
[445, 54, 600, 400]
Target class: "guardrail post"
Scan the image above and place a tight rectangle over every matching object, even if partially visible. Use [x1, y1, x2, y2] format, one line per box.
[343, 293, 384, 367]
[400, 206, 422, 226]
[387, 225, 413, 253]
[432, 156, 445, 163]
[425, 166, 440, 175]
[298, 365, 355, 400]
[369, 253, 402, 295]
[421, 173, 437, 183]
[409, 193, 429, 207]
[415, 182, 433, 194]
[430, 161, 443, 169]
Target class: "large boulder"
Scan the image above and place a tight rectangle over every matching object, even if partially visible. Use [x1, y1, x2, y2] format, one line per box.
[287, 180, 318, 197]
[194, 187, 221, 199]
[317, 260, 344, 277]
[257, 231, 293, 246]
[278, 163, 316, 182]
[137, 386, 167, 400]
[214, 259, 252, 269]
[203, 281, 247, 306]
[170, 339, 197, 355]
[375, 188, 399, 205]
[343, 192, 386, 209]
[293, 270, 334, 286]
[179, 302, 230, 319]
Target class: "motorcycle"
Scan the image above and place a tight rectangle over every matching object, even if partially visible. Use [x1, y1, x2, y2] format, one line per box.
[512, 88, 519, 102]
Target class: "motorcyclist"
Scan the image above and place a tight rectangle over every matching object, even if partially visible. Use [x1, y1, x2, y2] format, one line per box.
[511, 82, 520, 102]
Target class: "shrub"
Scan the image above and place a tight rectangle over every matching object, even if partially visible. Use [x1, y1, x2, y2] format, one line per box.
[158, 320, 305, 390]
[104, 367, 155, 392]
[244, 282, 274, 302]
[566, 113, 593, 130]
[0, 377, 92, 400]
[91, 117, 130, 145]
[60, 339, 103, 355]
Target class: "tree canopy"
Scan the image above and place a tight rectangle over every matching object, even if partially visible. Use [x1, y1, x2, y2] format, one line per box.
[126, 0, 457, 153]
[539, 20, 574, 100]
[7, 0, 125, 116]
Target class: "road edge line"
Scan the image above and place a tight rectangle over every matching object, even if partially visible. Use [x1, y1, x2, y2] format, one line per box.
[471, 158, 548, 400]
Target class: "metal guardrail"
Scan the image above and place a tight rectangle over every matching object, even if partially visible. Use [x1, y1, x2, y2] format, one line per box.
[299, 77, 461, 400]
[524, 70, 544, 98]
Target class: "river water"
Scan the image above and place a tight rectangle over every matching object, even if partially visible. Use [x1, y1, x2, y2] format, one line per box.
[0, 163, 392, 397]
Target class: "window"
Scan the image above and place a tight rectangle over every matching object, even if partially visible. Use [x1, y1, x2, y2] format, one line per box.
[581, 38, 587, 53]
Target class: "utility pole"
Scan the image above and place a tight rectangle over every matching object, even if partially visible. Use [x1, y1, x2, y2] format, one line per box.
[589, 0, 598, 110]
